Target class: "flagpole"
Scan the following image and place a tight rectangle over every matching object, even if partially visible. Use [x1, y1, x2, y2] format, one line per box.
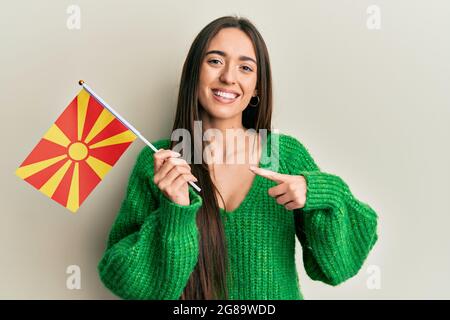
[78, 80, 201, 193]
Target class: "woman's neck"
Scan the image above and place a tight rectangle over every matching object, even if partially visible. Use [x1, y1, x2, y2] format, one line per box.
[201, 114, 245, 135]
[199, 110, 260, 165]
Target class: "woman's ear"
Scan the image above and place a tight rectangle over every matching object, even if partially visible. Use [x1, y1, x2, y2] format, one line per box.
[253, 90, 258, 97]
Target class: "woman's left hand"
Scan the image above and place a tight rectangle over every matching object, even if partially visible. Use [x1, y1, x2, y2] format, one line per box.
[249, 166, 307, 210]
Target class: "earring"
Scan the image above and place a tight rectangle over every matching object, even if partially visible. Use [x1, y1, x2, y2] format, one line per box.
[249, 95, 260, 107]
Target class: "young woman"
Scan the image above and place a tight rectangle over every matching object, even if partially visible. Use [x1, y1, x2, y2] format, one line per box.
[98, 16, 379, 300]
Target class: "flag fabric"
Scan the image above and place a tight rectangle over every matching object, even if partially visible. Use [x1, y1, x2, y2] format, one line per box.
[15, 88, 137, 213]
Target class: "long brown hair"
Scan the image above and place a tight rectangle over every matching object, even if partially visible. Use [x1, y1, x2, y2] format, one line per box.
[170, 16, 273, 299]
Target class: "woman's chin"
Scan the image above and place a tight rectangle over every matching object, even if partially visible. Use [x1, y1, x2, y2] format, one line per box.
[206, 109, 241, 120]
[200, 99, 247, 121]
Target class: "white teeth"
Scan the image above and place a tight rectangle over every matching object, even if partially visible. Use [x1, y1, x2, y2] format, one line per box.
[213, 90, 238, 99]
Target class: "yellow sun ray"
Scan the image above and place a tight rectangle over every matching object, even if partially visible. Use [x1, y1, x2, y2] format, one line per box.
[77, 89, 90, 141]
[89, 130, 137, 149]
[66, 162, 79, 213]
[84, 109, 115, 144]
[43, 124, 71, 147]
[85, 156, 112, 179]
[39, 159, 73, 198]
[15, 154, 68, 179]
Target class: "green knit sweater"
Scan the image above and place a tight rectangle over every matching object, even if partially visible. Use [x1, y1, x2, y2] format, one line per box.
[97, 132, 378, 300]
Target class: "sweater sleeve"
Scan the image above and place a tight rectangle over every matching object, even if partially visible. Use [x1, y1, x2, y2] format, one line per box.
[284, 135, 379, 286]
[97, 144, 203, 299]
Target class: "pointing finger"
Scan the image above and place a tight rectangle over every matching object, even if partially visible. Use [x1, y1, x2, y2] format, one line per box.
[249, 166, 285, 183]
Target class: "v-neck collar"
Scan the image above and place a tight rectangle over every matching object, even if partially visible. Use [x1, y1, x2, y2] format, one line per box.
[220, 131, 272, 216]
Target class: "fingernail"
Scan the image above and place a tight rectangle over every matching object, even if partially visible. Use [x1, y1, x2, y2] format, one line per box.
[249, 165, 256, 170]
[172, 151, 181, 157]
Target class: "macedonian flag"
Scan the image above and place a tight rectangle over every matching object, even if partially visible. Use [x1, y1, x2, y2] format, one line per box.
[15, 88, 137, 213]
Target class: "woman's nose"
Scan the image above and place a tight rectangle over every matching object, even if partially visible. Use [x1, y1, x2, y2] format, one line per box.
[219, 64, 237, 84]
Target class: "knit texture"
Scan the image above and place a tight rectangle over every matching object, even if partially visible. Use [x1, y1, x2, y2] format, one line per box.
[97, 132, 378, 299]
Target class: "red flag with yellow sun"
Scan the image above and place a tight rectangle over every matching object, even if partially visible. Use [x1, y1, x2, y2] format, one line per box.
[15, 87, 137, 213]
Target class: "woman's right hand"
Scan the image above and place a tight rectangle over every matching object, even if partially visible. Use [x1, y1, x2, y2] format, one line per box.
[153, 149, 198, 206]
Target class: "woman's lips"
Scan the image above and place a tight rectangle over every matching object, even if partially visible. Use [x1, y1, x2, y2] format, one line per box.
[211, 89, 240, 104]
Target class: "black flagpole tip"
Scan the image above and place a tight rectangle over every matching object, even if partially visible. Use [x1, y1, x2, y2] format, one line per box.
[78, 80, 85, 86]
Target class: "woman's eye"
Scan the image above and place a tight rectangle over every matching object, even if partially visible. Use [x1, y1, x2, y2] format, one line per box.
[242, 65, 253, 72]
[208, 59, 221, 65]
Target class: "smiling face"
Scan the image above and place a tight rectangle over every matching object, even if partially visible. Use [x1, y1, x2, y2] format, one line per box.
[198, 27, 258, 125]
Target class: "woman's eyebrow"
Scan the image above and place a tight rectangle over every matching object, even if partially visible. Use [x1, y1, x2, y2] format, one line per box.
[205, 50, 257, 65]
